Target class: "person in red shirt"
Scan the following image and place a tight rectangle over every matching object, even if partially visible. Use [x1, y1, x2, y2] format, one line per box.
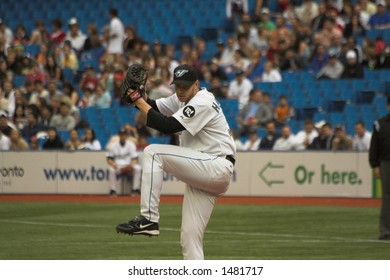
[49, 19, 66, 47]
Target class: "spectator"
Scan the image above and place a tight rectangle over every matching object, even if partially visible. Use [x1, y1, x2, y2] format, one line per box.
[29, 20, 49, 45]
[21, 111, 47, 142]
[295, 119, 319, 150]
[308, 44, 329, 74]
[0, 19, 14, 48]
[1, 80, 16, 118]
[237, 88, 272, 136]
[242, 128, 261, 151]
[62, 81, 79, 109]
[50, 101, 75, 131]
[42, 127, 64, 150]
[261, 60, 282, 82]
[316, 50, 344, 79]
[61, 40, 79, 71]
[274, 95, 294, 126]
[209, 60, 228, 82]
[0, 110, 16, 137]
[78, 87, 96, 108]
[44, 55, 62, 83]
[38, 104, 53, 128]
[259, 120, 280, 150]
[295, 0, 319, 25]
[65, 128, 84, 150]
[236, 32, 254, 59]
[36, 43, 49, 68]
[212, 40, 225, 63]
[82, 23, 103, 52]
[134, 111, 152, 138]
[353, 121, 372, 151]
[105, 123, 138, 149]
[107, 8, 125, 60]
[123, 25, 143, 53]
[29, 80, 48, 106]
[106, 128, 141, 197]
[49, 19, 66, 47]
[273, 124, 298, 151]
[9, 129, 29, 150]
[367, 1, 390, 30]
[258, 7, 276, 33]
[312, 2, 329, 31]
[343, 14, 367, 38]
[94, 83, 112, 109]
[46, 80, 63, 104]
[26, 62, 46, 86]
[0, 129, 10, 150]
[13, 104, 28, 130]
[332, 125, 353, 151]
[308, 122, 334, 150]
[227, 69, 253, 110]
[360, 0, 378, 17]
[231, 49, 251, 73]
[220, 36, 238, 67]
[81, 127, 101, 151]
[232, 130, 245, 151]
[226, 0, 249, 33]
[13, 24, 29, 45]
[246, 49, 265, 83]
[65, 18, 86, 53]
[279, 47, 307, 72]
[209, 77, 227, 99]
[341, 50, 364, 79]
[78, 65, 98, 92]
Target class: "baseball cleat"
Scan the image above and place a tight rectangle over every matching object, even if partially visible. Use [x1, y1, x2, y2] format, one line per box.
[116, 215, 159, 236]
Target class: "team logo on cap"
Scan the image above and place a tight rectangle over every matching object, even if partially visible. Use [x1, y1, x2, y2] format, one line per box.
[175, 69, 189, 78]
[183, 106, 195, 118]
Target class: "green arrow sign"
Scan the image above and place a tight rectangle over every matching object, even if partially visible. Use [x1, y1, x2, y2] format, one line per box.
[259, 162, 285, 187]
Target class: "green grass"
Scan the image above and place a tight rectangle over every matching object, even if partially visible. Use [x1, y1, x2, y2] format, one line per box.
[0, 201, 389, 260]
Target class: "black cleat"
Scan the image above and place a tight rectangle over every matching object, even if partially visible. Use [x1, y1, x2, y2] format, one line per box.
[109, 190, 117, 197]
[116, 215, 159, 236]
[130, 189, 141, 197]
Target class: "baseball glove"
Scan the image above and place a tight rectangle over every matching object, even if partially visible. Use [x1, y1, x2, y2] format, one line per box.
[121, 64, 148, 105]
[120, 165, 133, 174]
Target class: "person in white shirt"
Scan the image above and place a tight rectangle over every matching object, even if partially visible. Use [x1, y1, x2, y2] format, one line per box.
[220, 36, 238, 67]
[243, 128, 261, 151]
[353, 121, 372, 151]
[0, 130, 11, 150]
[261, 61, 282, 82]
[295, 119, 319, 150]
[82, 128, 101, 150]
[227, 69, 253, 110]
[65, 18, 87, 53]
[106, 128, 141, 196]
[273, 125, 298, 151]
[107, 8, 125, 57]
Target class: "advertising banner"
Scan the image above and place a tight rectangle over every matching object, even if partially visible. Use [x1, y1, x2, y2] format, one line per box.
[0, 151, 373, 198]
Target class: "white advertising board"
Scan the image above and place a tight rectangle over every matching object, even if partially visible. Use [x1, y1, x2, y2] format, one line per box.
[0, 151, 373, 198]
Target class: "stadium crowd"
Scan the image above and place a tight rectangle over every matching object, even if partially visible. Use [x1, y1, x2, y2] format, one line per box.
[0, 0, 390, 152]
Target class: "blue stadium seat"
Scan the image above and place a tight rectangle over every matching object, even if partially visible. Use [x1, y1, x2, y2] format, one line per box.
[24, 44, 40, 57]
[13, 75, 26, 88]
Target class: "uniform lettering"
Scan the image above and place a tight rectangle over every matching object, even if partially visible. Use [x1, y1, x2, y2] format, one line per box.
[212, 102, 220, 113]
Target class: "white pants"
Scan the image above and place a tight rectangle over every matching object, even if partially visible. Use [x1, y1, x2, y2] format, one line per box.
[140, 144, 234, 260]
[108, 164, 141, 192]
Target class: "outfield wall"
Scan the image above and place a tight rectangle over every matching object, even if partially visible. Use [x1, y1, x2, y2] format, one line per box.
[0, 151, 373, 198]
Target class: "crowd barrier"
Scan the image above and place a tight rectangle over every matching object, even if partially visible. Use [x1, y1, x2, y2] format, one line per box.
[0, 151, 376, 198]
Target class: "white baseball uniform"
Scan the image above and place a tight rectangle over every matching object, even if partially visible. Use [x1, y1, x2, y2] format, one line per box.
[140, 88, 236, 259]
[107, 140, 141, 193]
